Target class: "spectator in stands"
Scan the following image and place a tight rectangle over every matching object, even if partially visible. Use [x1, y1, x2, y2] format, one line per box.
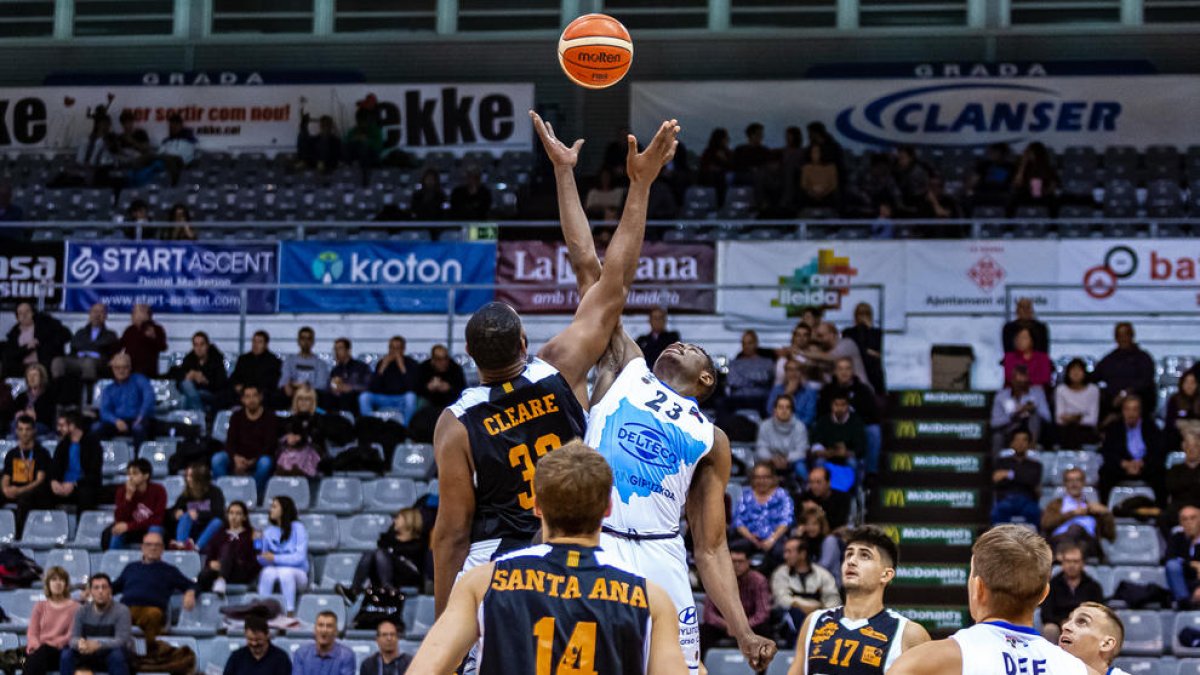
[857, 153, 902, 216]
[699, 549, 771, 660]
[279, 326, 330, 403]
[171, 331, 229, 413]
[1055, 358, 1101, 448]
[4, 415, 53, 539]
[164, 203, 196, 241]
[230, 330, 282, 400]
[771, 537, 840, 644]
[60, 573, 132, 675]
[1002, 297, 1050, 354]
[732, 122, 772, 180]
[601, 125, 631, 177]
[893, 146, 931, 214]
[256, 495, 309, 616]
[0, 181, 24, 225]
[223, 615, 290, 675]
[636, 307, 680, 370]
[107, 458, 165, 550]
[115, 110, 152, 165]
[698, 128, 732, 204]
[969, 142, 1016, 206]
[799, 143, 839, 209]
[411, 169, 447, 220]
[125, 199, 150, 225]
[118, 304, 167, 378]
[335, 507, 424, 603]
[584, 167, 625, 220]
[1166, 430, 1200, 524]
[1165, 371, 1200, 450]
[796, 466, 850, 531]
[276, 386, 324, 478]
[359, 336, 419, 424]
[359, 619, 411, 675]
[323, 338, 372, 415]
[804, 322, 871, 388]
[24, 566, 79, 675]
[1166, 505, 1200, 608]
[731, 462, 794, 563]
[756, 395, 809, 484]
[212, 384, 279, 493]
[298, 113, 341, 172]
[1093, 322, 1157, 421]
[198, 500, 258, 594]
[765, 358, 817, 427]
[167, 462, 225, 551]
[725, 331, 777, 419]
[13, 364, 57, 435]
[1010, 141, 1060, 216]
[1003, 327, 1053, 387]
[69, 111, 119, 188]
[795, 505, 842, 582]
[157, 114, 196, 186]
[344, 105, 383, 169]
[51, 302, 117, 392]
[3, 302, 67, 375]
[990, 429, 1043, 525]
[916, 174, 964, 223]
[112, 531, 196, 643]
[819, 357, 881, 476]
[809, 394, 867, 473]
[1039, 541, 1104, 642]
[989, 365, 1051, 452]
[842, 302, 885, 394]
[1041, 467, 1114, 560]
[1099, 395, 1164, 502]
[92, 353, 154, 445]
[51, 411, 101, 512]
[410, 344, 466, 442]
[450, 166, 492, 219]
[807, 122, 844, 180]
[774, 323, 812, 384]
[293, 610, 355, 675]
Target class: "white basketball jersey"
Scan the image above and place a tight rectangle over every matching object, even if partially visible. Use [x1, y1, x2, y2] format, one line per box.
[951, 622, 1089, 675]
[585, 358, 715, 536]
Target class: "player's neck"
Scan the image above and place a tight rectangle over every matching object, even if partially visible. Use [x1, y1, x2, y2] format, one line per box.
[1082, 656, 1109, 673]
[978, 611, 1036, 629]
[545, 534, 601, 548]
[480, 361, 526, 385]
[843, 591, 885, 619]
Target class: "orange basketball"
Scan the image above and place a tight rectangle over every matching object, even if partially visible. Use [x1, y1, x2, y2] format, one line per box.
[558, 14, 633, 90]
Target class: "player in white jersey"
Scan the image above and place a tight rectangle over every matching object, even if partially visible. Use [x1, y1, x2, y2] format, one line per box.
[1059, 603, 1129, 675]
[532, 111, 777, 673]
[890, 525, 1102, 675]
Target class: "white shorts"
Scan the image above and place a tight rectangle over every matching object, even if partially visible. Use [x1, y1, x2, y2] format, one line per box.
[600, 532, 699, 671]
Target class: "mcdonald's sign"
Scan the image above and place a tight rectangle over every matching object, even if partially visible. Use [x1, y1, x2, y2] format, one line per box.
[889, 453, 982, 473]
[901, 391, 925, 407]
[890, 454, 915, 471]
[892, 419, 985, 440]
[896, 391, 988, 408]
[883, 489, 906, 508]
[895, 420, 918, 438]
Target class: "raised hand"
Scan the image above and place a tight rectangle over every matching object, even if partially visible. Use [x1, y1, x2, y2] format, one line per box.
[738, 632, 778, 672]
[530, 110, 584, 170]
[626, 118, 680, 185]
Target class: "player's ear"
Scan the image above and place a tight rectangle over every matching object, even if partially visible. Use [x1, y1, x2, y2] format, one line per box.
[1036, 582, 1050, 606]
[881, 567, 895, 584]
[604, 496, 613, 519]
[532, 500, 543, 519]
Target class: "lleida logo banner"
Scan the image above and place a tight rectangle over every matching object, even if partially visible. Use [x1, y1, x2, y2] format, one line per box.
[0, 83, 533, 155]
[65, 242, 277, 314]
[279, 241, 495, 313]
[892, 419, 985, 440]
[882, 488, 978, 509]
[0, 242, 63, 309]
[894, 564, 970, 587]
[495, 241, 715, 313]
[889, 453, 982, 474]
[882, 524, 975, 547]
[897, 390, 989, 408]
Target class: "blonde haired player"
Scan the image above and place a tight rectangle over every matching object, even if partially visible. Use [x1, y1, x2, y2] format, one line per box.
[889, 525, 1103, 675]
[1059, 602, 1129, 675]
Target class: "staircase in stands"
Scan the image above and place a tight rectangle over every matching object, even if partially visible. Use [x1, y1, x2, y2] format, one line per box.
[872, 389, 994, 638]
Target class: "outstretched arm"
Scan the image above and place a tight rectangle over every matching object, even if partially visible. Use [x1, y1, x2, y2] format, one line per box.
[687, 427, 778, 671]
[431, 410, 475, 617]
[409, 563, 490, 672]
[538, 119, 679, 402]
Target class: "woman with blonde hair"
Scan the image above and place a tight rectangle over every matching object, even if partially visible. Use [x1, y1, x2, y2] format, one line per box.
[25, 566, 79, 675]
[275, 385, 325, 477]
[335, 507, 426, 604]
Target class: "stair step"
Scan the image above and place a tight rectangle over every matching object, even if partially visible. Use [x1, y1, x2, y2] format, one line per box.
[890, 419, 989, 450]
[890, 390, 992, 420]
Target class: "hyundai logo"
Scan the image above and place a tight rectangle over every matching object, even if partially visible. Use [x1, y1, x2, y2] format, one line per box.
[678, 607, 697, 625]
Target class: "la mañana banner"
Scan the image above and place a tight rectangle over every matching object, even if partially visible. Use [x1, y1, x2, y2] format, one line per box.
[631, 76, 1200, 151]
[0, 82, 534, 155]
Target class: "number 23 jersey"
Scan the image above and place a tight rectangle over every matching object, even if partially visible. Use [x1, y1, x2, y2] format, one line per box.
[585, 357, 714, 536]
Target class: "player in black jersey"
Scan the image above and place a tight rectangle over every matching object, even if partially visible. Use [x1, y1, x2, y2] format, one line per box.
[790, 526, 930, 675]
[412, 441, 686, 675]
[432, 117, 682, 617]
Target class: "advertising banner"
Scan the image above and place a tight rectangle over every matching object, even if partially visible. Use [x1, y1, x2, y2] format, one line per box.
[0, 242, 63, 309]
[881, 524, 976, 547]
[892, 419, 986, 440]
[632, 76, 1200, 151]
[1054, 239, 1200, 315]
[279, 241, 495, 314]
[717, 241, 903, 330]
[496, 241, 716, 314]
[894, 564, 970, 588]
[895, 390, 990, 409]
[881, 487, 979, 509]
[888, 452, 984, 474]
[65, 242, 277, 314]
[892, 607, 970, 631]
[904, 240, 1058, 315]
[0, 82, 533, 155]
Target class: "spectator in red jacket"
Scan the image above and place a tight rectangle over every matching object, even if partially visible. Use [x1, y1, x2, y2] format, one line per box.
[117, 304, 167, 378]
[1003, 327, 1053, 387]
[105, 458, 165, 550]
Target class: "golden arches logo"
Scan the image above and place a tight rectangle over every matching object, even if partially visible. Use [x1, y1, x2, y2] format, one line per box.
[883, 489, 906, 508]
[882, 525, 901, 543]
[895, 420, 917, 438]
[901, 391, 924, 407]
[890, 454, 914, 471]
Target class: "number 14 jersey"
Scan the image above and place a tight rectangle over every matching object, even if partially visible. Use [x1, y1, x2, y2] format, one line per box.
[585, 358, 714, 536]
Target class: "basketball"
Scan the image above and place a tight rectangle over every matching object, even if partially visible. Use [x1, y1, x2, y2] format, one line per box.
[557, 13, 633, 89]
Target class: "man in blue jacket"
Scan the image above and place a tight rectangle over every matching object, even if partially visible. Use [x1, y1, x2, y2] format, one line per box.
[112, 531, 195, 644]
[92, 353, 155, 445]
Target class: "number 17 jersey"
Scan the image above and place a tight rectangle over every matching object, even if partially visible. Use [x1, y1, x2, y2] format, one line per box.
[585, 358, 714, 536]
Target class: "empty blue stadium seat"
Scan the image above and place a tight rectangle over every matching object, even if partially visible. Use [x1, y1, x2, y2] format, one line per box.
[265, 476, 310, 511]
[100, 549, 141, 580]
[1103, 525, 1163, 565]
[339, 514, 391, 551]
[21, 510, 68, 548]
[174, 592, 223, 637]
[300, 513, 339, 552]
[364, 478, 417, 512]
[73, 511, 112, 550]
[0, 589, 42, 629]
[215, 476, 256, 509]
[163, 550, 202, 579]
[391, 444, 433, 479]
[101, 440, 134, 477]
[315, 478, 363, 515]
[318, 553, 360, 590]
[1119, 611, 1165, 656]
[45, 548, 90, 588]
[402, 595, 436, 640]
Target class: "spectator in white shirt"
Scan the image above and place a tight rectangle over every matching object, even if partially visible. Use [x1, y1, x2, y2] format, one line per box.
[1055, 358, 1100, 448]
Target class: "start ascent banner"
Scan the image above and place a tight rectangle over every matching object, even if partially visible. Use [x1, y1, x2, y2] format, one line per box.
[0, 82, 534, 155]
